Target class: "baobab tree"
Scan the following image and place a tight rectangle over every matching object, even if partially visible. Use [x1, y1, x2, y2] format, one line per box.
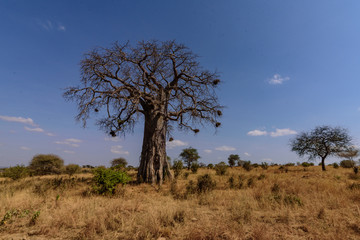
[64, 40, 222, 184]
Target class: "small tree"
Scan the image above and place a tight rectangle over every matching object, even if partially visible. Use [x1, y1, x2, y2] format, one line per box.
[65, 164, 81, 176]
[191, 162, 200, 174]
[228, 154, 239, 168]
[172, 160, 183, 178]
[290, 126, 352, 171]
[179, 147, 200, 170]
[111, 158, 128, 169]
[29, 154, 64, 175]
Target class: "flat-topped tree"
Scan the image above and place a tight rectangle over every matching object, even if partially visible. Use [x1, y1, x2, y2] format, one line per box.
[64, 40, 222, 184]
[290, 126, 352, 171]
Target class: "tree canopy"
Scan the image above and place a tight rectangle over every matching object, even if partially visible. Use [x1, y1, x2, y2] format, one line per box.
[179, 147, 201, 170]
[290, 126, 352, 171]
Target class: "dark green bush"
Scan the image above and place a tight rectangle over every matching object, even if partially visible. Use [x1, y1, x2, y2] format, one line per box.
[92, 167, 131, 195]
[207, 163, 214, 169]
[197, 174, 216, 193]
[333, 162, 339, 168]
[242, 161, 252, 171]
[191, 162, 200, 174]
[260, 162, 268, 170]
[340, 160, 356, 168]
[65, 164, 81, 176]
[172, 160, 183, 178]
[301, 162, 312, 167]
[215, 162, 228, 175]
[29, 154, 64, 175]
[1, 165, 29, 180]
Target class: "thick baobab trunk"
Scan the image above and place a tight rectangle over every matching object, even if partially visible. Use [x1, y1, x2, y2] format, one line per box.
[137, 109, 173, 184]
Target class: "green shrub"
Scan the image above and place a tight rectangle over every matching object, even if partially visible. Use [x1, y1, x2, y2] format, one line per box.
[228, 176, 235, 189]
[172, 160, 183, 178]
[215, 162, 228, 175]
[260, 162, 268, 170]
[110, 157, 127, 169]
[1, 165, 29, 180]
[183, 172, 190, 179]
[301, 162, 312, 167]
[207, 163, 214, 169]
[197, 174, 216, 193]
[333, 162, 339, 168]
[92, 167, 131, 195]
[340, 160, 356, 168]
[29, 154, 64, 175]
[65, 164, 81, 176]
[242, 161, 252, 171]
[285, 163, 295, 167]
[191, 162, 200, 174]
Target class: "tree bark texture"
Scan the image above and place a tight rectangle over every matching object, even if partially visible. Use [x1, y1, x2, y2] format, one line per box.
[137, 109, 172, 184]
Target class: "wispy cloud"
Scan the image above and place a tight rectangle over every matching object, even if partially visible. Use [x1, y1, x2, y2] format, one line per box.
[215, 145, 236, 151]
[55, 138, 82, 147]
[111, 145, 129, 155]
[0, 115, 36, 126]
[64, 150, 75, 154]
[204, 149, 212, 154]
[247, 128, 297, 137]
[20, 146, 31, 151]
[65, 138, 82, 143]
[269, 128, 297, 137]
[24, 126, 44, 133]
[244, 152, 251, 157]
[38, 20, 66, 32]
[167, 140, 188, 149]
[262, 158, 273, 162]
[268, 74, 289, 85]
[57, 23, 66, 31]
[247, 129, 267, 136]
[46, 132, 56, 137]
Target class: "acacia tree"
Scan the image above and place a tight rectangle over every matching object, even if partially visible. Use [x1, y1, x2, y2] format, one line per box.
[64, 40, 222, 184]
[228, 154, 240, 167]
[179, 147, 201, 170]
[290, 126, 352, 171]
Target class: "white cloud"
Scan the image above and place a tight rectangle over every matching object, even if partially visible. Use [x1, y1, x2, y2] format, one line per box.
[215, 146, 236, 151]
[20, 146, 31, 151]
[167, 140, 188, 149]
[46, 132, 56, 137]
[111, 145, 129, 155]
[244, 152, 251, 157]
[0, 115, 36, 126]
[268, 74, 290, 85]
[24, 126, 44, 133]
[247, 129, 267, 136]
[262, 158, 273, 162]
[65, 138, 82, 143]
[64, 150, 75, 154]
[55, 138, 82, 147]
[269, 128, 297, 137]
[204, 149, 212, 154]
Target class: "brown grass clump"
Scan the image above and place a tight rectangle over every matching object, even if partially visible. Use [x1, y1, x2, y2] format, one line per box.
[0, 166, 360, 239]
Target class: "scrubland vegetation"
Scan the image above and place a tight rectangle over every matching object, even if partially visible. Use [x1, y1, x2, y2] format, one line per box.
[1, 164, 360, 240]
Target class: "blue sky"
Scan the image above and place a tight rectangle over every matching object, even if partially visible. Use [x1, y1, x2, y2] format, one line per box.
[1, 0, 360, 167]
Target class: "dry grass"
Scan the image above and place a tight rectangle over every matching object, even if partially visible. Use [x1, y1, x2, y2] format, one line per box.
[1, 166, 360, 239]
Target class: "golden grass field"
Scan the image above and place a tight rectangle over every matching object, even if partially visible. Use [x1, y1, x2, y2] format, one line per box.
[1, 166, 360, 240]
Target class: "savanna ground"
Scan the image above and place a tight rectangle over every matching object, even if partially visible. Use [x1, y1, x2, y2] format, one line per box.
[1, 166, 360, 240]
